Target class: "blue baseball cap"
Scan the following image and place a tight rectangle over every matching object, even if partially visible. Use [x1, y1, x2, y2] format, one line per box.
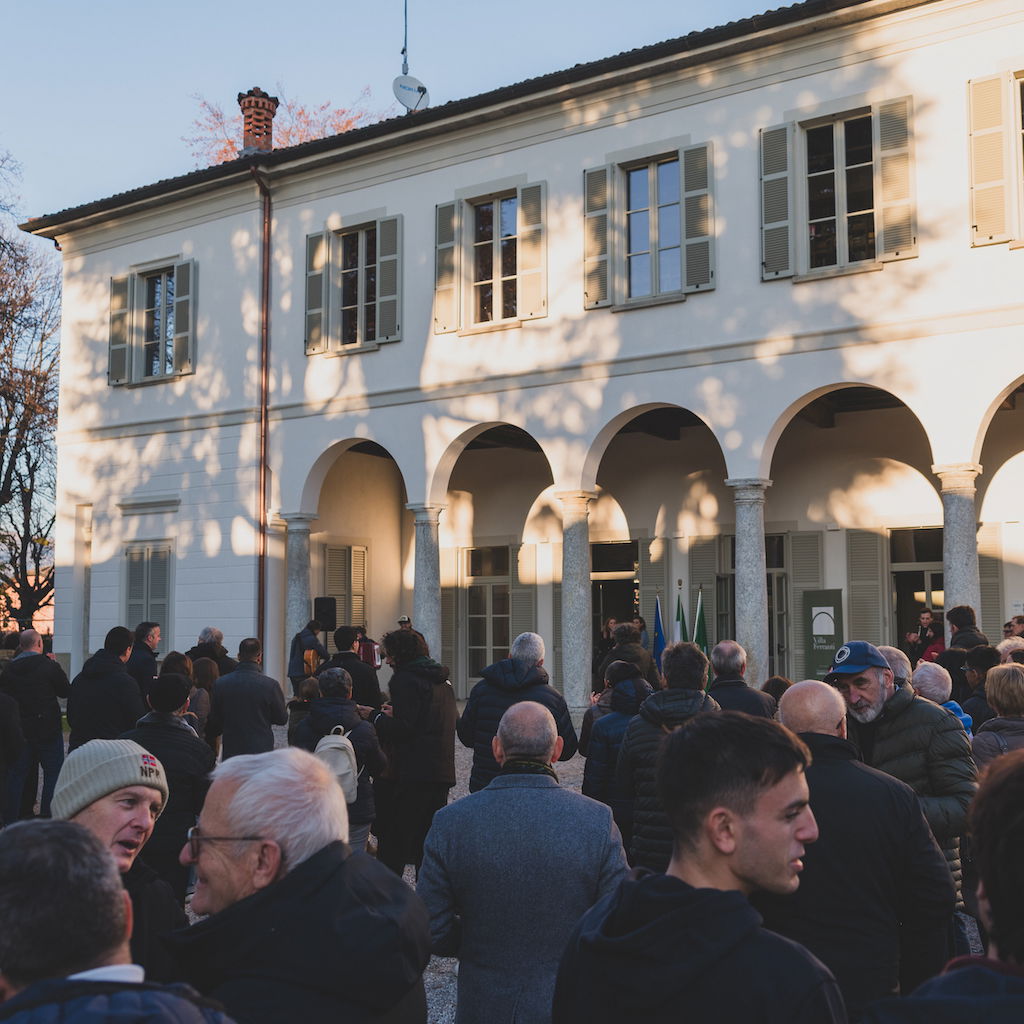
[825, 640, 889, 681]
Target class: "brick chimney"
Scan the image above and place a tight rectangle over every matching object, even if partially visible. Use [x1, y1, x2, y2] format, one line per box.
[237, 87, 280, 155]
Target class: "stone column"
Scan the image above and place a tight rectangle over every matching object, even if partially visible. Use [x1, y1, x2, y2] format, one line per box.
[726, 478, 772, 689]
[407, 504, 444, 660]
[933, 463, 982, 634]
[282, 513, 317, 676]
[556, 491, 597, 722]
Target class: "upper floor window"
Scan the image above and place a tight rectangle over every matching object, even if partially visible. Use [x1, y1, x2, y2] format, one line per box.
[759, 97, 916, 280]
[304, 216, 402, 356]
[433, 182, 546, 334]
[584, 143, 714, 310]
[968, 72, 1024, 246]
[108, 260, 196, 385]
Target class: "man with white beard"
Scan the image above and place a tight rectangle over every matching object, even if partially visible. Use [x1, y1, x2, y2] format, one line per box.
[826, 640, 977, 954]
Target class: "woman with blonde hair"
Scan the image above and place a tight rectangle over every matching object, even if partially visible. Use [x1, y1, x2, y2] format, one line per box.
[972, 663, 1024, 771]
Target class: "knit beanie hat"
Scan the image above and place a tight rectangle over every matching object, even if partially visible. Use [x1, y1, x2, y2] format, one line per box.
[51, 739, 168, 821]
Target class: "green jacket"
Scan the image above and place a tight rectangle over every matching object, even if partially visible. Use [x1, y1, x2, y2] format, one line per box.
[848, 682, 977, 907]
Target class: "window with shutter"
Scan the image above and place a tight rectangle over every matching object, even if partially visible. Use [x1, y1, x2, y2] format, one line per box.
[846, 530, 887, 644]
[108, 261, 198, 385]
[124, 543, 172, 652]
[977, 524, 1004, 641]
[787, 531, 824, 682]
[688, 536, 719, 649]
[324, 545, 368, 627]
[967, 75, 1015, 246]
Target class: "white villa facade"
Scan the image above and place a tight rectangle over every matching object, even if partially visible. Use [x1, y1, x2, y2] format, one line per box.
[25, 0, 1024, 712]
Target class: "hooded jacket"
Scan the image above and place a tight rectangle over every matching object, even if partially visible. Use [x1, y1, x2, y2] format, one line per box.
[373, 657, 457, 786]
[0, 979, 234, 1023]
[67, 649, 146, 751]
[582, 678, 652, 806]
[595, 643, 661, 691]
[456, 658, 578, 792]
[0, 653, 69, 742]
[553, 871, 845, 1024]
[166, 842, 431, 1024]
[185, 641, 238, 678]
[612, 688, 720, 871]
[846, 682, 977, 910]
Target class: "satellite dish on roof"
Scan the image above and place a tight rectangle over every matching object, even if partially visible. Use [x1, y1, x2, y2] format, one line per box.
[393, 74, 429, 111]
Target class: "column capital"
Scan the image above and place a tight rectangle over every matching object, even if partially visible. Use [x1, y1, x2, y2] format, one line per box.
[406, 503, 446, 524]
[725, 478, 773, 502]
[553, 490, 599, 516]
[277, 511, 319, 528]
[932, 463, 982, 491]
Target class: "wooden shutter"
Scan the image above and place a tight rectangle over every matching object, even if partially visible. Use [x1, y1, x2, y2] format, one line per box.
[376, 215, 402, 341]
[305, 232, 329, 354]
[440, 546, 459, 693]
[551, 581, 563, 694]
[968, 76, 1013, 245]
[874, 97, 917, 261]
[638, 538, 667, 635]
[689, 536, 718, 645]
[517, 183, 546, 319]
[172, 258, 197, 373]
[510, 544, 537, 639]
[583, 166, 613, 308]
[350, 545, 367, 626]
[125, 547, 147, 628]
[147, 546, 170, 653]
[977, 524, 1004, 641]
[846, 530, 886, 644]
[787, 531, 824, 682]
[325, 546, 351, 624]
[108, 275, 131, 385]
[433, 202, 459, 333]
[682, 143, 715, 291]
[760, 124, 794, 279]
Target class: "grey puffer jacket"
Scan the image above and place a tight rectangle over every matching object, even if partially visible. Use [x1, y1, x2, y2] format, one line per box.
[972, 716, 1024, 771]
[612, 688, 720, 871]
[848, 682, 977, 908]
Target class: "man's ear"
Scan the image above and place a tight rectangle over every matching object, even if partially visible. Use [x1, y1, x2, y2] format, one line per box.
[550, 735, 564, 763]
[492, 736, 505, 766]
[252, 840, 283, 891]
[706, 807, 738, 855]
[0, 973, 20, 1001]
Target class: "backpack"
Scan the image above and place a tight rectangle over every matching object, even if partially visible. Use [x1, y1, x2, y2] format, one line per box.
[314, 725, 361, 803]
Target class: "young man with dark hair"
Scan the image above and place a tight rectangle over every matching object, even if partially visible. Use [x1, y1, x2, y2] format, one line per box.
[865, 749, 1024, 1021]
[208, 638, 287, 759]
[555, 712, 845, 1023]
[315, 625, 385, 708]
[946, 606, 988, 650]
[126, 621, 161, 697]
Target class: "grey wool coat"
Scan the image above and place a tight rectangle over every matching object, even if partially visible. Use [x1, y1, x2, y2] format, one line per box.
[417, 773, 628, 1024]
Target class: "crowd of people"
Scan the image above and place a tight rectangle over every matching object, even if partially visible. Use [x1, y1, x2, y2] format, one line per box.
[0, 604, 1023, 1022]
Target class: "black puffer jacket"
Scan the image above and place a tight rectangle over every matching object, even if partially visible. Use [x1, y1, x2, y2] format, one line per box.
[294, 696, 387, 824]
[596, 643, 661, 691]
[123, 857, 190, 983]
[0, 653, 69, 741]
[0, 979, 234, 1023]
[457, 659, 578, 792]
[582, 679, 652, 808]
[373, 658, 456, 786]
[67, 650, 146, 751]
[612, 688, 720, 871]
[848, 682, 977, 910]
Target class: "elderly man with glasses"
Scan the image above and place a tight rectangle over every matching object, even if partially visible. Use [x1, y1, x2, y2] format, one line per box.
[167, 747, 431, 1024]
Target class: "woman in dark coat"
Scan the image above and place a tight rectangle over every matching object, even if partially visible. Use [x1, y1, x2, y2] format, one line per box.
[362, 629, 456, 876]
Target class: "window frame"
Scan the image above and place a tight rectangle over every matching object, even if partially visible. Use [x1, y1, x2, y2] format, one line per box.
[108, 259, 197, 386]
[123, 541, 172, 654]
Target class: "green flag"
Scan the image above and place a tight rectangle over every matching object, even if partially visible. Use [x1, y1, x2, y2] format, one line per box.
[694, 586, 708, 656]
[675, 592, 688, 643]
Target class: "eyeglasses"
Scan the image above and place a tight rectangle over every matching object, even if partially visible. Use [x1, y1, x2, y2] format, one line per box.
[186, 825, 265, 861]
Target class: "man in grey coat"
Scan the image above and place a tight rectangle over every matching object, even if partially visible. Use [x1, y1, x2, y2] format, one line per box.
[417, 702, 628, 1024]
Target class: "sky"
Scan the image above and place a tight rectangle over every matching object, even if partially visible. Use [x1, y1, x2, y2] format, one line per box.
[3, 0, 780, 223]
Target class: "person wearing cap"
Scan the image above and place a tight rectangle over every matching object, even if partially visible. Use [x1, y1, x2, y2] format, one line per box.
[121, 673, 217, 902]
[581, 662, 653, 829]
[397, 614, 426, 644]
[826, 640, 977, 953]
[51, 738, 187, 981]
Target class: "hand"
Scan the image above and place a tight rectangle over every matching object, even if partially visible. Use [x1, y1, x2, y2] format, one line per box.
[355, 704, 373, 720]
[381, 703, 394, 717]
[589, 692, 600, 706]
[906, 632, 919, 643]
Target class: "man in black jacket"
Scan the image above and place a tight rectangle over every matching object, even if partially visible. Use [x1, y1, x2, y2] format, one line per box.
[758, 680, 955, 1022]
[316, 625, 385, 709]
[126, 622, 161, 698]
[67, 627, 146, 751]
[185, 626, 238, 677]
[555, 712, 845, 1024]
[457, 631, 577, 793]
[612, 642, 719, 871]
[208, 638, 287, 759]
[1, 629, 69, 820]
[121, 673, 216, 902]
[946, 605, 989, 651]
[51, 739, 187, 982]
[169, 747, 431, 1024]
[708, 639, 776, 718]
[595, 623, 661, 691]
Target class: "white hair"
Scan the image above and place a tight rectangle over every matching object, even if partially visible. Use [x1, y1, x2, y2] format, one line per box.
[198, 626, 223, 645]
[913, 661, 952, 704]
[213, 748, 348, 870]
[878, 645, 912, 683]
[710, 640, 746, 676]
[510, 631, 545, 666]
[997, 637, 1024, 662]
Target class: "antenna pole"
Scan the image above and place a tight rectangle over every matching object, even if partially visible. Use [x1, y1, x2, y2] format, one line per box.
[401, 0, 409, 75]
